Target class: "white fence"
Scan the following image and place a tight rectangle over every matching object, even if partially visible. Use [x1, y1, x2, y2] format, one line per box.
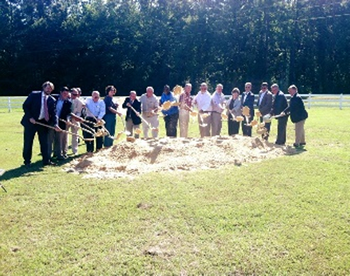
[0, 94, 350, 112]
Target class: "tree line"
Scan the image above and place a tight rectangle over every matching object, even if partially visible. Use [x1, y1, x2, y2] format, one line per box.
[1, 0, 350, 96]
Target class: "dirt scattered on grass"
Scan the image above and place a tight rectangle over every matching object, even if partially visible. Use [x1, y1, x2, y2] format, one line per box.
[66, 135, 297, 179]
[137, 202, 153, 210]
[11, 246, 20, 253]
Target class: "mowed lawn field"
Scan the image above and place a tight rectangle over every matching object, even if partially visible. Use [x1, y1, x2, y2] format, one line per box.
[0, 108, 350, 275]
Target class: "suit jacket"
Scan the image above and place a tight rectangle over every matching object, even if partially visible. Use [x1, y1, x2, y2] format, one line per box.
[241, 91, 255, 118]
[283, 93, 308, 123]
[122, 97, 142, 125]
[21, 91, 57, 127]
[226, 97, 242, 117]
[272, 91, 288, 116]
[57, 99, 73, 129]
[257, 90, 273, 116]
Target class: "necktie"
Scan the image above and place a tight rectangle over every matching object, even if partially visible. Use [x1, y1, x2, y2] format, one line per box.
[44, 96, 49, 121]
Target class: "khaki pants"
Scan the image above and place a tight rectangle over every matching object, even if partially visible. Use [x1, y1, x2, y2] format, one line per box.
[70, 120, 80, 154]
[54, 130, 68, 158]
[179, 109, 190, 138]
[295, 120, 306, 145]
[126, 118, 140, 138]
[211, 112, 222, 136]
[198, 113, 211, 138]
[142, 115, 159, 138]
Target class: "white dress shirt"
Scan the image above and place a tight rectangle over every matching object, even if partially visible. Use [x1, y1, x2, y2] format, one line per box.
[258, 90, 266, 106]
[85, 97, 106, 119]
[38, 91, 47, 120]
[194, 91, 212, 112]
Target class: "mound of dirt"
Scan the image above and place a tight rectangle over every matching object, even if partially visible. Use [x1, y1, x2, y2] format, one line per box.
[66, 136, 296, 179]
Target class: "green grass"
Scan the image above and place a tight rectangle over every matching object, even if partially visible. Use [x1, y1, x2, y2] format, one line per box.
[0, 109, 350, 275]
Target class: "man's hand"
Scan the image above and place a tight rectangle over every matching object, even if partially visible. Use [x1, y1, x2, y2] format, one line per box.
[126, 103, 131, 107]
[55, 126, 62, 132]
[71, 114, 83, 122]
[280, 112, 286, 117]
[29, 118, 36, 124]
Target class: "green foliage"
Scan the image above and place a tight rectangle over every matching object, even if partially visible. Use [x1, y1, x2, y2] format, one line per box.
[0, 109, 350, 274]
[1, 0, 350, 95]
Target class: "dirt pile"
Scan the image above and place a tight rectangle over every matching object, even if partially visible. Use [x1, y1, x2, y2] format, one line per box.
[66, 136, 296, 179]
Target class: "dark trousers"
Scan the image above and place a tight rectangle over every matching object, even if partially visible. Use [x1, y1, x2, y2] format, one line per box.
[83, 117, 103, 152]
[164, 112, 179, 137]
[47, 129, 55, 158]
[241, 116, 253, 136]
[103, 113, 116, 147]
[260, 117, 271, 140]
[228, 114, 240, 135]
[276, 117, 288, 145]
[23, 122, 50, 165]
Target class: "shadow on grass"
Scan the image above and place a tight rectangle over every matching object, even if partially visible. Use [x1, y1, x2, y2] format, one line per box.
[0, 154, 83, 184]
[0, 161, 44, 182]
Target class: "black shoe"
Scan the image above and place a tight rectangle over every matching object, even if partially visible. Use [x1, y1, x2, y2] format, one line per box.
[293, 143, 304, 149]
[23, 162, 31, 168]
[43, 160, 56, 166]
[300, 142, 306, 146]
[57, 155, 67, 160]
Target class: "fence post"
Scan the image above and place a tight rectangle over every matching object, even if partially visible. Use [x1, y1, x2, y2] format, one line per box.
[7, 97, 11, 113]
[339, 94, 343, 110]
[308, 93, 311, 109]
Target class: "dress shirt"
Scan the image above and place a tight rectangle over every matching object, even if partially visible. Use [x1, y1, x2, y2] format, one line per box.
[38, 91, 47, 120]
[242, 91, 249, 104]
[85, 97, 106, 119]
[140, 94, 159, 113]
[259, 91, 266, 106]
[72, 98, 84, 117]
[179, 92, 193, 109]
[56, 98, 64, 118]
[194, 91, 212, 112]
[211, 91, 226, 113]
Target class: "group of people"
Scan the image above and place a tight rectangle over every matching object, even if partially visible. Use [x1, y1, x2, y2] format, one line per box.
[21, 80, 308, 167]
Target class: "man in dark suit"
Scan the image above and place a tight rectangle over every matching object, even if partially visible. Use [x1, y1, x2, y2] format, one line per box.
[241, 82, 255, 136]
[281, 85, 308, 148]
[21, 81, 60, 167]
[271, 83, 288, 145]
[122, 91, 142, 138]
[53, 87, 72, 160]
[257, 82, 273, 140]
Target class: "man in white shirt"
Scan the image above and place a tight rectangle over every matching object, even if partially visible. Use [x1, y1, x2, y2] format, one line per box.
[70, 88, 85, 155]
[139, 86, 159, 138]
[193, 82, 212, 137]
[211, 83, 226, 136]
[84, 91, 106, 152]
